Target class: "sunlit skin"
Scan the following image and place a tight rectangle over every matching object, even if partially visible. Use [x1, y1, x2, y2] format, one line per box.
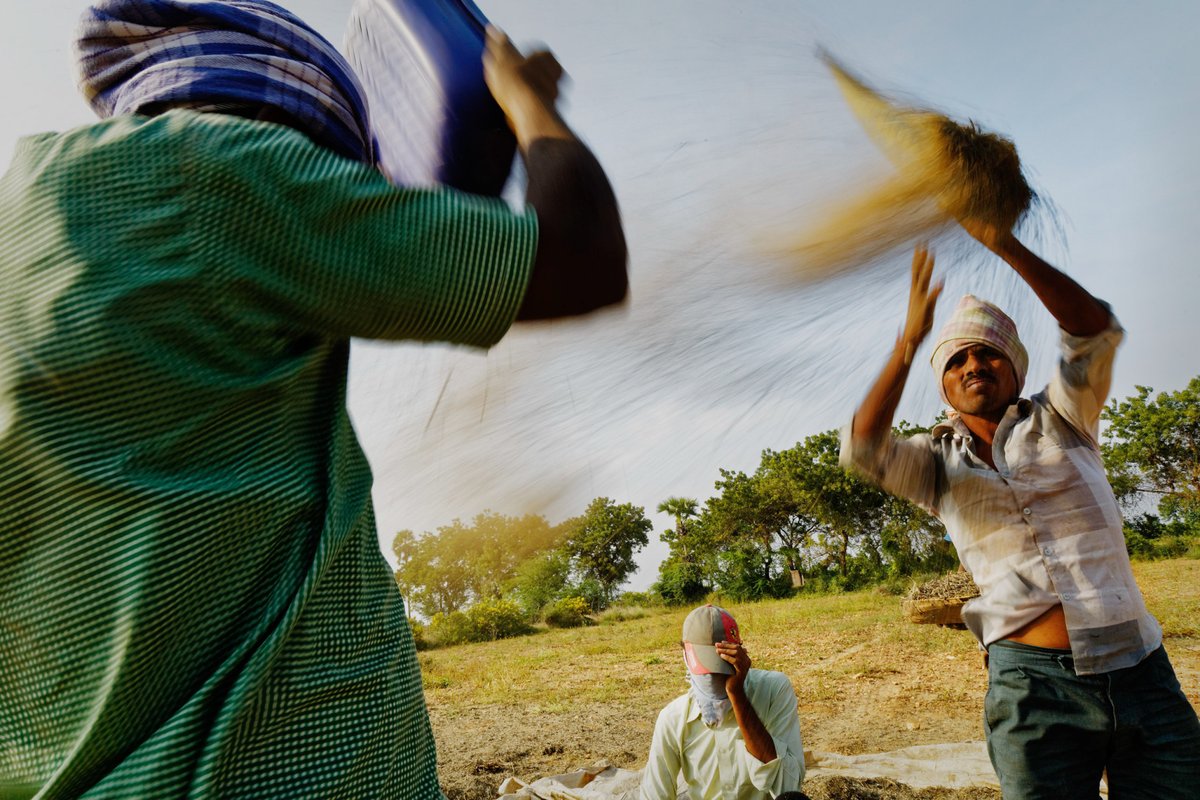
[941, 343, 1019, 422]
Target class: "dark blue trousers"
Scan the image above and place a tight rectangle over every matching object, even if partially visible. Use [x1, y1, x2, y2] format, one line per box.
[985, 641, 1200, 799]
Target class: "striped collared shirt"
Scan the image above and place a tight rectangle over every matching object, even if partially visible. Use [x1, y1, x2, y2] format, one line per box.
[841, 317, 1162, 675]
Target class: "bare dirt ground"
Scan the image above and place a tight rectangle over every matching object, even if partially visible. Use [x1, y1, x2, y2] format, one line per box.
[428, 645, 997, 800]
[425, 561, 1200, 800]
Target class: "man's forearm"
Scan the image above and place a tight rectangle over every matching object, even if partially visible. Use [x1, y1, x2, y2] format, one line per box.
[728, 687, 777, 763]
[992, 235, 1110, 337]
[851, 338, 913, 443]
[517, 137, 628, 320]
[482, 28, 628, 320]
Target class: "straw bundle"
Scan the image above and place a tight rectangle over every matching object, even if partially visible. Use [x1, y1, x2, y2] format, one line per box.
[782, 52, 1039, 280]
[907, 570, 980, 602]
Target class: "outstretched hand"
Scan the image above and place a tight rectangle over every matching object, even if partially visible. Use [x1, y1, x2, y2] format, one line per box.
[900, 244, 943, 365]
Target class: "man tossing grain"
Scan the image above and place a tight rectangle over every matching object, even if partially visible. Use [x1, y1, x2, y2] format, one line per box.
[840, 228, 1200, 798]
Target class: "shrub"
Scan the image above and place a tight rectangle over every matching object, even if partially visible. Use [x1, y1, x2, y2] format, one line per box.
[616, 590, 661, 608]
[544, 596, 592, 628]
[465, 598, 533, 641]
[597, 605, 652, 624]
[564, 578, 609, 613]
[505, 550, 572, 618]
[653, 557, 709, 605]
[408, 617, 429, 650]
[716, 546, 792, 602]
[427, 610, 474, 647]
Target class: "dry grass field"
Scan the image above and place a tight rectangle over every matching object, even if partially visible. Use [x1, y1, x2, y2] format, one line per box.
[420, 559, 1200, 799]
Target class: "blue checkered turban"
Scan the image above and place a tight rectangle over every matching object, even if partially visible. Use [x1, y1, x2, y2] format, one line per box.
[74, 0, 375, 163]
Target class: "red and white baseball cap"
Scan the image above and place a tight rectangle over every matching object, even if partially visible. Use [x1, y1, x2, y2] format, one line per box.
[681, 604, 741, 675]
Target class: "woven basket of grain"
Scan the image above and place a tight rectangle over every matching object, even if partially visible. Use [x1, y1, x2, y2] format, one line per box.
[901, 571, 980, 626]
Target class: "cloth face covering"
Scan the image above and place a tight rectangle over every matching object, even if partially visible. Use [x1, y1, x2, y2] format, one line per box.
[688, 671, 732, 728]
[73, 0, 375, 163]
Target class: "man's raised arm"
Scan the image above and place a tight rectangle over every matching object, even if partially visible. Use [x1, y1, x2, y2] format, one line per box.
[963, 223, 1109, 337]
[851, 245, 943, 443]
[483, 27, 628, 321]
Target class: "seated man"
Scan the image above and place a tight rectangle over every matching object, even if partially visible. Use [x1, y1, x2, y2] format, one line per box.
[640, 605, 805, 800]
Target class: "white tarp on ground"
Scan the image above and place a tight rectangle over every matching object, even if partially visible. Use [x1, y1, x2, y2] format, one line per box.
[496, 743, 1110, 798]
[805, 742, 996, 789]
[497, 761, 641, 800]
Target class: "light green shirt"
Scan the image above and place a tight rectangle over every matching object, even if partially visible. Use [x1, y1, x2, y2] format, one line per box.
[0, 110, 536, 799]
[640, 670, 805, 800]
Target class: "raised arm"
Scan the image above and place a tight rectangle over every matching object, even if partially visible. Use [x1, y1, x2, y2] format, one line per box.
[483, 27, 628, 320]
[963, 223, 1109, 337]
[716, 642, 776, 762]
[851, 245, 943, 442]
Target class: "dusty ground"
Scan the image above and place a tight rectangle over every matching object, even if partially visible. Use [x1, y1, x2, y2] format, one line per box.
[425, 561, 1200, 800]
[428, 642, 994, 800]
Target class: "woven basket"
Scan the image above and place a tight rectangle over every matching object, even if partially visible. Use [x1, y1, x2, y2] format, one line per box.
[901, 596, 971, 625]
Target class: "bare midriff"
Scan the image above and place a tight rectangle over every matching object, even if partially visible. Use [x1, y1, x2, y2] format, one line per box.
[1003, 604, 1071, 650]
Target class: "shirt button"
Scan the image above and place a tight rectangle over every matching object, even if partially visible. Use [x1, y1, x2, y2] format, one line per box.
[1043, 547, 1053, 556]
[1022, 507, 1032, 516]
[1062, 593, 1073, 601]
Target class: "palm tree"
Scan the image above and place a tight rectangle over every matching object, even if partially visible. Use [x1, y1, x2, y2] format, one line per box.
[657, 496, 699, 561]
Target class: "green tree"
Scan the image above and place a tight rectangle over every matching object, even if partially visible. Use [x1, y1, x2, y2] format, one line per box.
[664, 426, 947, 601]
[392, 511, 567, 618]
[1102, 378, 1200, 528]
[657, 496, 699, 561]
[561, 497, 652, 608]
[653, 554, 710, 604]
[699, 467, 799, 597]
[392, 528, 472, 618]
[504, 549, 572, 618]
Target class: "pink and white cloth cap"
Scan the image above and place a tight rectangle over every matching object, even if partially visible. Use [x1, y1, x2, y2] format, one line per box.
[681, 604, 741, 675]
[930, 294, 1028, 403]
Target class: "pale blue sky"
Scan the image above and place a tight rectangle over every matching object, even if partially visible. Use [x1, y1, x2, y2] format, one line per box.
[4, 1, 1198, 589]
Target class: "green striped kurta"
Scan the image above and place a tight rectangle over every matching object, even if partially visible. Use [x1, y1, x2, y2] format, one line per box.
[0, 110, 537, 799]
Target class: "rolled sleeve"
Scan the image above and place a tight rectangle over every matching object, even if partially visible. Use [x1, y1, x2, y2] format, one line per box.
[1046, 311, 1124, 444]
[741, 673, 805, 795]
[840, 423, 939, 513]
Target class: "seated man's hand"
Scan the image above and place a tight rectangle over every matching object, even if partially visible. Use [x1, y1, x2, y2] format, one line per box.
[716, 641, 752, 693]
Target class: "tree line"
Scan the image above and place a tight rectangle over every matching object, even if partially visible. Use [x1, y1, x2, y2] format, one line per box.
[393, 376, 1200, 646]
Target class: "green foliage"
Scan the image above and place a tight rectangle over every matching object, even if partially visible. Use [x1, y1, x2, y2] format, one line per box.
[1103, 378, 1200, 528]
[1123, 513, 1198, 560]
[426, 599, 532, 646]
[564, 577, 610, 613]
[560, 497, 652, 607]
[466, 598, 532, 641]
[653, 555, 709, 605]
[426, 610, 475, 647]
[505, 549, 572, 618]
[716, 541, 793, 601]
[408, 617, 429, 651]
[544, 596, 592, 628]
[654, 425, 946, 603]
[393, 511, 567, 618]
[615, 590, 662, 608]
[657, 496, 700, 552]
